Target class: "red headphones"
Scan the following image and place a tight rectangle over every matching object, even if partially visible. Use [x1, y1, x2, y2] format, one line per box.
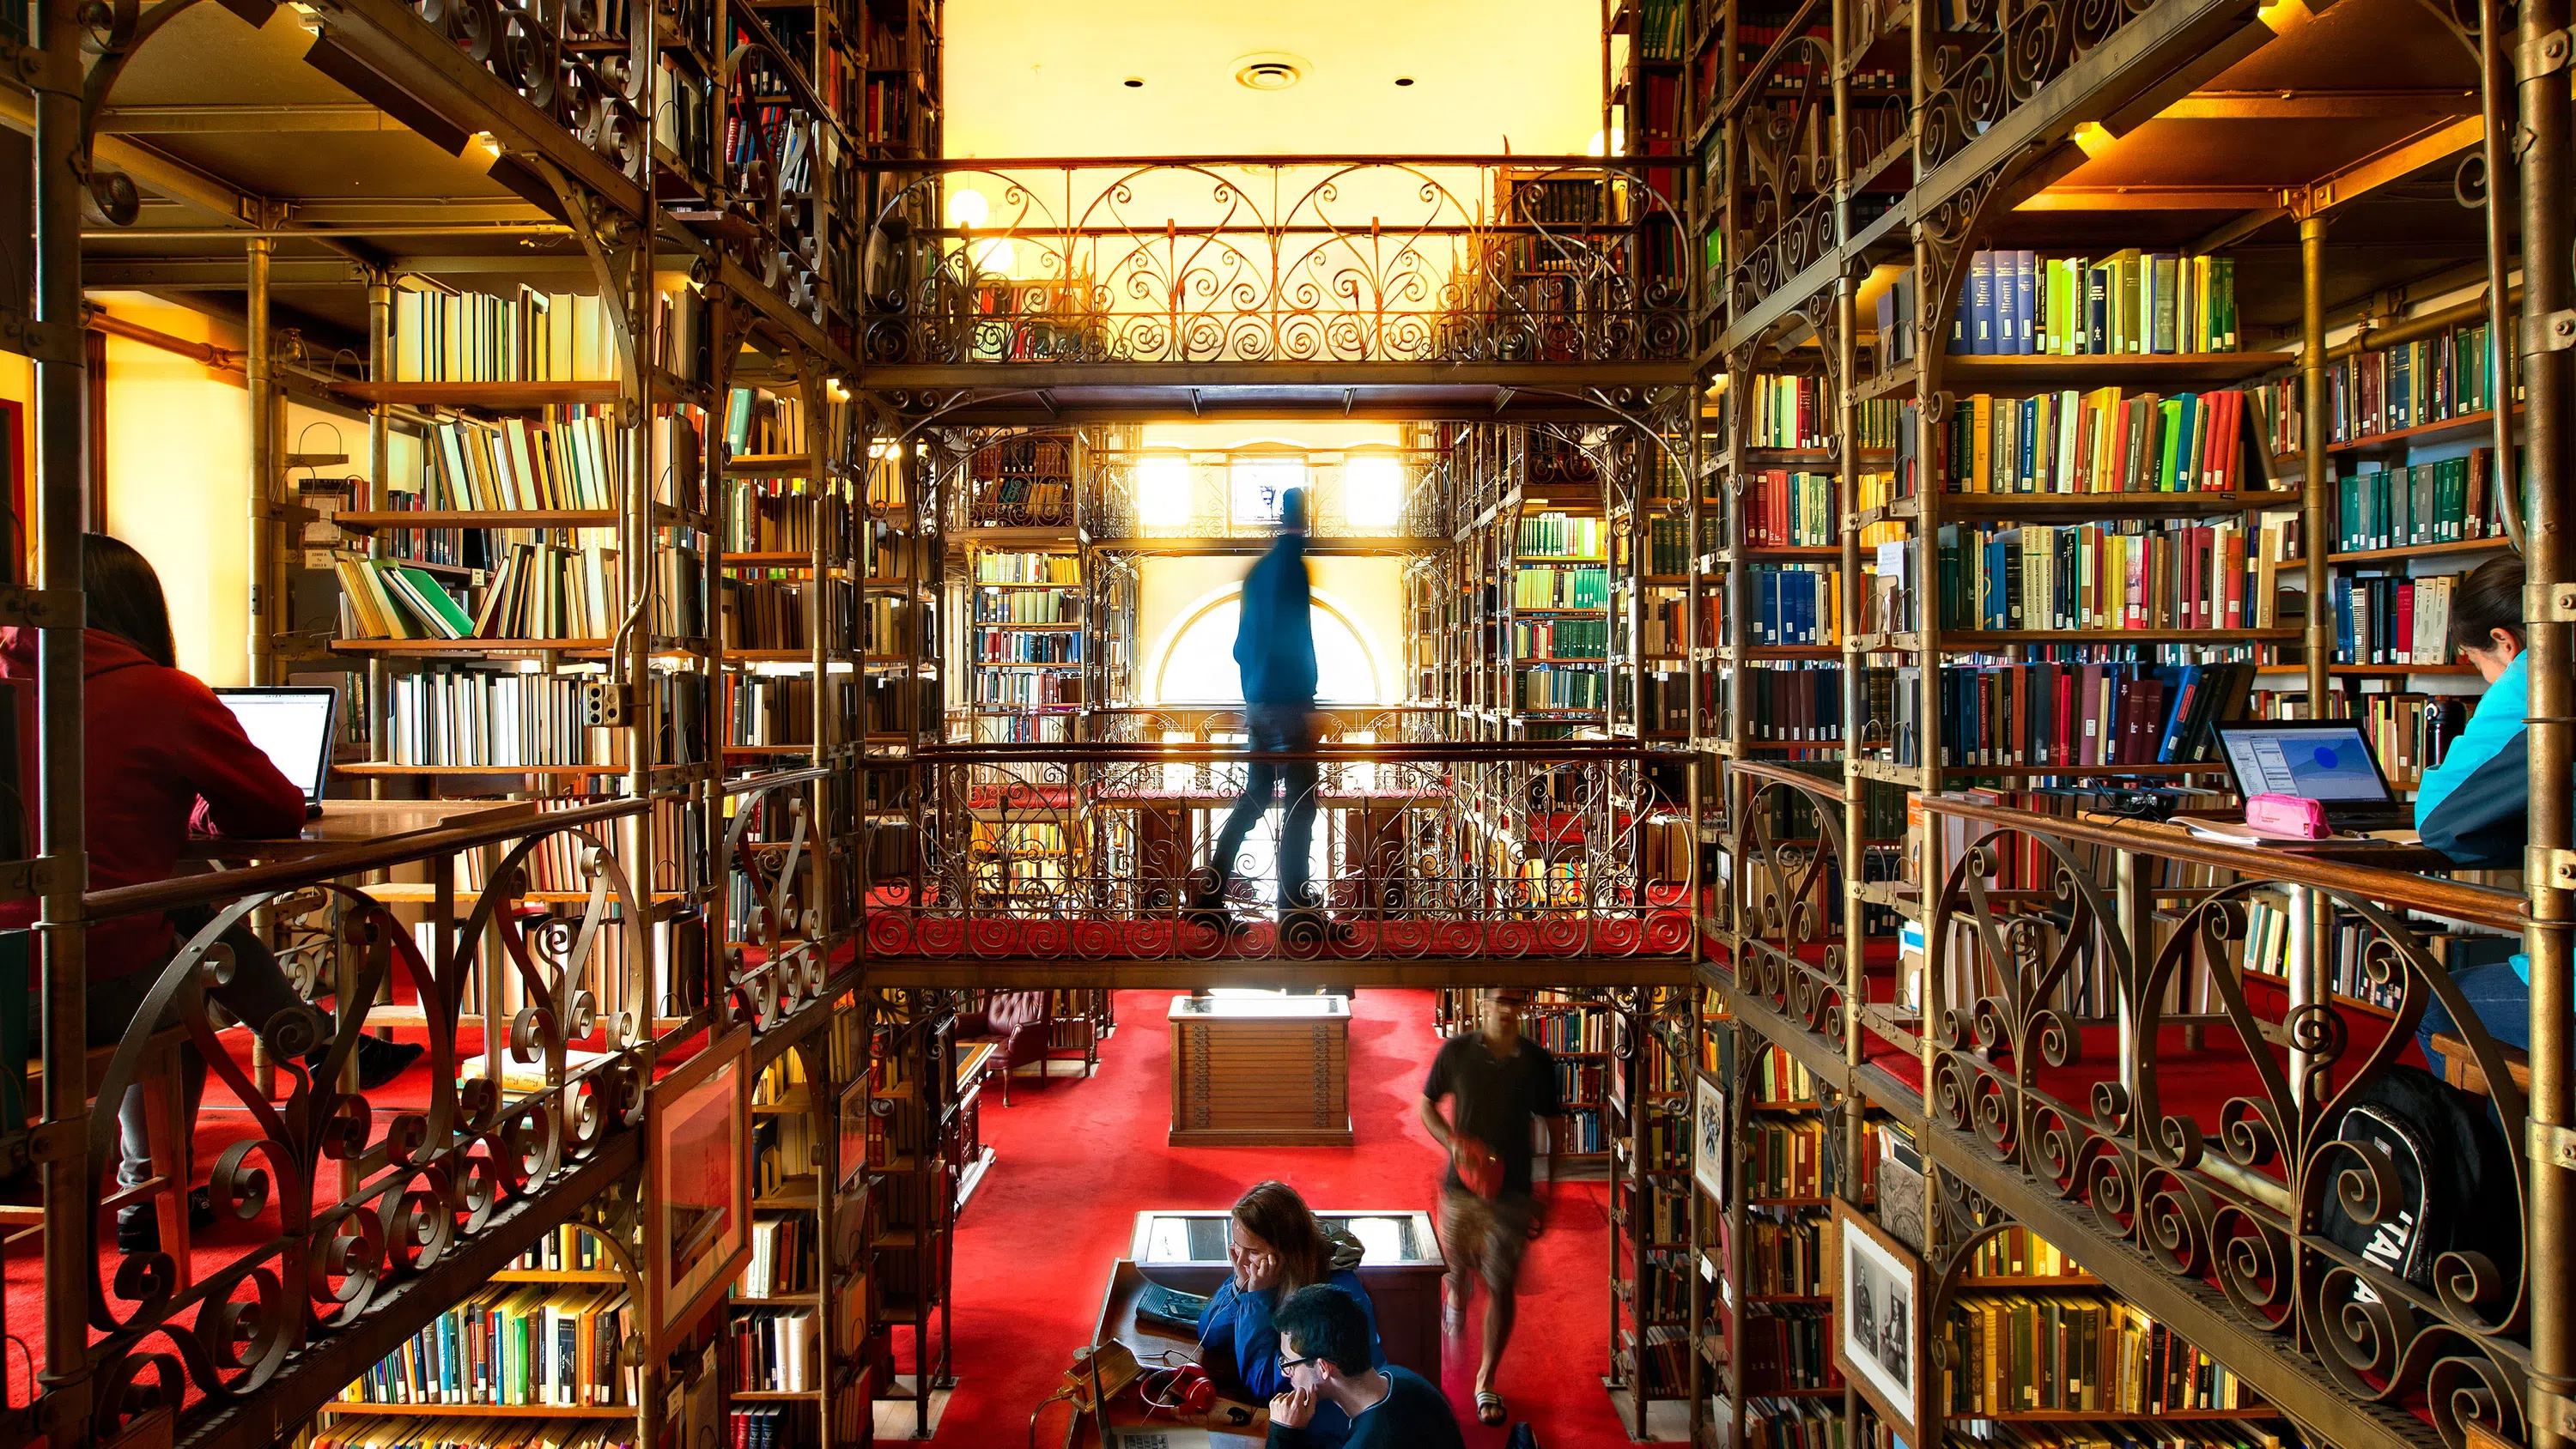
[1140, 1364, 1216, 1416]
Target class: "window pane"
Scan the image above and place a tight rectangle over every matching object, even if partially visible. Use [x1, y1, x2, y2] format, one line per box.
[1230, 456, 1306, 530]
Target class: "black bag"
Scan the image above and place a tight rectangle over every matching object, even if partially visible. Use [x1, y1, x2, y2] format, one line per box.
[2317, 1063, 2520, 1295]
[1508, 1424, 1540, 1449]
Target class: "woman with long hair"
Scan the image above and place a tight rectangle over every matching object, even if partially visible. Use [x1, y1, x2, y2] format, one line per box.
[1195, 1179, 1386, 1441]
[0, 535, 421, 1252]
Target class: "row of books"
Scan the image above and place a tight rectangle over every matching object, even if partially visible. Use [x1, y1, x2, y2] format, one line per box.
[1748, 1045, 1820, 1104]
[722, 480, 846, 555]
[969, 435, 1072, 476]
[392, 288, 632, 383]
[1517, 511, 1608, 559]
[861, 596, 921, 655]
[1927, 661, 2259, 772]
[723, 674, 851, 746]
[726, 1307, 819, 1394]
[379, 670, 669, 768]
[1752, 564, 1841, 646]
[973, 669, 1081, 706]
[1741, 1307, 1838, 1391]
[1747, 373, 1832, 451]
[506, 1225, 616, 1276]
[725, 387, 812, 458]
[1559, 1107, 1607, 1154]
[314, 1422, 637, 1448]
[971, 589, 1077, 627]
[967, 476, 1073, 527]
[1517, 665, 1606, 711]
[1746, 469, 1837, 548]
[456, 798, 690, 896]
[2239, 894, 2409, 1013]
[2328, 451, 2503, 552]
[1743, 1397, 1842, 1449]
[1513, 618, 1607, 661]
[334, 1286, 636, 1408]
[1940, 1423, 2288, 1449]
[1514, 566, 1611, 609]
[1929, 388, 2262, 495]
[1942, 1294, 2265, 1415]
[1518, 1007, 1610, 1054]
[1555, 1058, 1607, 1106]
[1953, 250, 2240, 356]
[974, 551, 1080, 584]
[1747, 1120, 1831, 1200]
[1961, 1226, 2087, 1281]
[724, 105, 819, 193]
[1644, 514, 1691, 574]
[421, 410, 701, 513]
[1744, 1216, 1826, 1296]
[970, 628, 1079, 663]
[1637, 595, 1703, 658]
[738, 1215, 816, 1300]
[2328, 571, 2461, 668]
[720, 577, 854, 652]
[1935, 522, 2275, 634]
[2251, 321, 2501, 452]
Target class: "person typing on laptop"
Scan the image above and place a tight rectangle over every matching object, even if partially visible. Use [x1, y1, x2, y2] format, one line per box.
[0, 535, 422, 1254]
[2409, 555, 2538, 1076]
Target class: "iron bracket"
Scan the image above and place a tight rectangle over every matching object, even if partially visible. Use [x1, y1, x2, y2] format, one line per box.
[0, 307, 79, 367]
[0, 856, 62, 900]
[2519, 27, 2573, 81]
[2531, 1121, 2576, 1173]
[0, 585, 78, 629]
[2529, 581, 2576, 623]
[2527, 309, 2576, 355]
[25, 1118, 77, 1164]
[2528, 846, 2576, 889]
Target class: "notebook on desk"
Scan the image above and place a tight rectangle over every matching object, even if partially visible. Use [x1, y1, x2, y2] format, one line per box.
[1135, 1280, 1212, 1339]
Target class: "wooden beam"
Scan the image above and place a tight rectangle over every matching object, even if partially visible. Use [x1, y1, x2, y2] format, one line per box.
[2287, 114, 2486, 215]
[2159, 88, 2479, 119]
[97, 103, 398, 133]
[860, 957, 1694, 989]
[2017, 185, 2288, 210]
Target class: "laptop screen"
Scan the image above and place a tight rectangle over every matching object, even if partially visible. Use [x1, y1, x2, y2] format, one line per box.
[215, 687, 336, 804]
[2216, 723, 2394, 805]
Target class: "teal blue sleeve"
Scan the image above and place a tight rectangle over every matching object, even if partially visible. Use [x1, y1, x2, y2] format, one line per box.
[2417, 653, 2526, 829]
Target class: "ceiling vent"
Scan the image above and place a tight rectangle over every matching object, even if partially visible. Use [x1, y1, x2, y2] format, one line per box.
[1234, 52, 1306, 91]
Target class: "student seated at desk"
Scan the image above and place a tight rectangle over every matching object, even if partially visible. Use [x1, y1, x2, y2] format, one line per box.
[1267, 1284, 1462, 1449]
[1199, 1180, 1385, 1444]
[0, 536, 422, 1253]
[2413, 554, 2537, 1076]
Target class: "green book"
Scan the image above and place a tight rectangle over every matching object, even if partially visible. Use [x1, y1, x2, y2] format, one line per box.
[2157, 398, 2184, 489]
[393, 566, 477, 639]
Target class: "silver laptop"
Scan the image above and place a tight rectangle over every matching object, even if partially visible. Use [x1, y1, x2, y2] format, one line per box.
[2212, 719, 2409, 832]
[214, 686, 337, 819]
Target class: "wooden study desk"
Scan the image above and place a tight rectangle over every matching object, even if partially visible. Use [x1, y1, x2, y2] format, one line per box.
[1168, 994, 1351, 1147]
[1066, 1258, 1268, 1449]
[181, 797, 538, 863]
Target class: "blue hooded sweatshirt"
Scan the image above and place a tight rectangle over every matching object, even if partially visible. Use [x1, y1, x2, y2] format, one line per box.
[1234, 532, 1318, 705]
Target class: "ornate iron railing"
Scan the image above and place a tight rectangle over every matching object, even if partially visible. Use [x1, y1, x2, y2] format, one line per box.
[1918, 797, 2532, 1449]
[857, 158, 1692, 366]
[31, 768, 846, 1444]
[1917, 2, 2160, 173]
[863, 741, 1698, 962]
[1727, 762, 1851, 1041]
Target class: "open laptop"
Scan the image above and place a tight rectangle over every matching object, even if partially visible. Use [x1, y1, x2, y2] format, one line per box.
[2213, 719, 2411, 832]
[213, 685, 337, 819]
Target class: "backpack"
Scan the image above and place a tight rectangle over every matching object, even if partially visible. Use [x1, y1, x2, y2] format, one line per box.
[1508, 1424, 1540, 1449]
[2317, 1063, 2520, 1297]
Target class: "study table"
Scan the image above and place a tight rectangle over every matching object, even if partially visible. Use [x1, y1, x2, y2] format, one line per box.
[1167, 994, 1351, 1147]
[181, 797, 538, 863]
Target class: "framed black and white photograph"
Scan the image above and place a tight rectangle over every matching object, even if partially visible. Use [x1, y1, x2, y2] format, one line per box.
[1834, 1198, 1925, 1443]
[1692, 1075, 1727, 1203]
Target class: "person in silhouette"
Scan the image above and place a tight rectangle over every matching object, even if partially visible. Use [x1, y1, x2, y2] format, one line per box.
[1188, 485, 1339, 937]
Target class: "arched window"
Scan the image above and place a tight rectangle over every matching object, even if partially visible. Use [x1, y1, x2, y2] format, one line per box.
[1151, 588, 1385, 704]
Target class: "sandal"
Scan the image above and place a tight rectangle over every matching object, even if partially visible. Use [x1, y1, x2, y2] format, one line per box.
[1475, 1390, 1505, 1426]
[1443, 1288, 1467, 1337]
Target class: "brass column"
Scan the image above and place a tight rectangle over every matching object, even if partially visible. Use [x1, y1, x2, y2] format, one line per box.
[2517, 6, 2575, 1447]
[246, 235, 276, 686]
[31, 0, 89, 1436]
[2299, 215, 2329, 713]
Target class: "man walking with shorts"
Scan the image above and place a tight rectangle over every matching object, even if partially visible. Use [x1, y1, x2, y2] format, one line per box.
[1418, 987, 1560, 1427]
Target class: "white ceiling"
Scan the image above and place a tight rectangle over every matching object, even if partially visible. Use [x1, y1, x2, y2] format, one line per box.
[943, 0, 1606, 158]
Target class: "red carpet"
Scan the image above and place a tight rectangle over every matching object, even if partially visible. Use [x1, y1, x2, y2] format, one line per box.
[926, 988, 1670, 1446]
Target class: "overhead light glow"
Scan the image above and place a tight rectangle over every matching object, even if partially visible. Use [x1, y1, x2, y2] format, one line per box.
[2071, 122, 2118, 159]
[1139, 453, 1191, 526]
[1587, 128, 1627, 158]
[969, 239, 1017, 275]
[945, 188, 990, 229]
[1346, 454, 1403, 530]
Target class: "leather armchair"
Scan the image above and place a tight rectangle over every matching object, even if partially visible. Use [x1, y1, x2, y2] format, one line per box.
[957, 989, 1052, 1105]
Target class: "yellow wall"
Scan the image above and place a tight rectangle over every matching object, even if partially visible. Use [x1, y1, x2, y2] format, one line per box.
[1137, 551, 1401, 703]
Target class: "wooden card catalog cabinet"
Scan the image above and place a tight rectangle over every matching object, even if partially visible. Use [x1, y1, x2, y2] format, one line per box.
[1167, 994, 1352, 1147]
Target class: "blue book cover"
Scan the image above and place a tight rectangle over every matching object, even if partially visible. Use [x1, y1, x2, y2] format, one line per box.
[1759, 568, 1780, 644]
[2154, 664, 2200, 762]
[2013, 249, 2038, 354]
[1971, 251, 1998, 355]
[1996, 250, 2021, 357]
[2334, 579, 2354, 663]
[2019, 396, 2038, 489]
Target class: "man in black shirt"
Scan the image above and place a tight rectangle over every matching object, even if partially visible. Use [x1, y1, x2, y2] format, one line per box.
[1267, 1284, 1464, 1449]
[1417, 987, 1560, 1427]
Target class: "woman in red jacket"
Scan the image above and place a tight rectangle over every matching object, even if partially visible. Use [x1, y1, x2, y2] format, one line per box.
[3, 536, 418, 1252]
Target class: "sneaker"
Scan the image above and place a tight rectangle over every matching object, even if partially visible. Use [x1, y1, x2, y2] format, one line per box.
[116, 1185, 214, 1254]
[305, 1034, 426, 1091]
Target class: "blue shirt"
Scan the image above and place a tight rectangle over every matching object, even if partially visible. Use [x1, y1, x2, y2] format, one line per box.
[2415, 652, 2536, 979]
[1200, 1271, 1384, 1447]
[1234, 534, 1317, 704]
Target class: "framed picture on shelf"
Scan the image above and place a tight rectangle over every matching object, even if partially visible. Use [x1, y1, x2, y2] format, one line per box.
[647, 1026, 752, 1352]
[1692, 1075, 1727, 1203]
[1833, 1197, 1926, 1444]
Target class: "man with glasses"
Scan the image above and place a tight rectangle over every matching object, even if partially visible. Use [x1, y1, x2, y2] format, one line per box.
[1267, 1283, 1463, 1448]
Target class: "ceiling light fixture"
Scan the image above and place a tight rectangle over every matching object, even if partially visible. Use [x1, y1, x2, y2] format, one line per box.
[1394, 76, 1415, 87]
[1123, 76, 1145, 88]
[1234, 52, 1307, 91]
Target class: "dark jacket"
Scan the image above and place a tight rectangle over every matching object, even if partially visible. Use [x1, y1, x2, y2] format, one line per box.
[1235, 533, 1317, 705]
[0, 627, 307, 977]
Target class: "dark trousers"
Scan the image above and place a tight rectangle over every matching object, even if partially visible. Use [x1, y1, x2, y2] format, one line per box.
[1209, 702, 1320, 906]
[87, 913, 313, 1192]
[2416, 957, 2531, 1080]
